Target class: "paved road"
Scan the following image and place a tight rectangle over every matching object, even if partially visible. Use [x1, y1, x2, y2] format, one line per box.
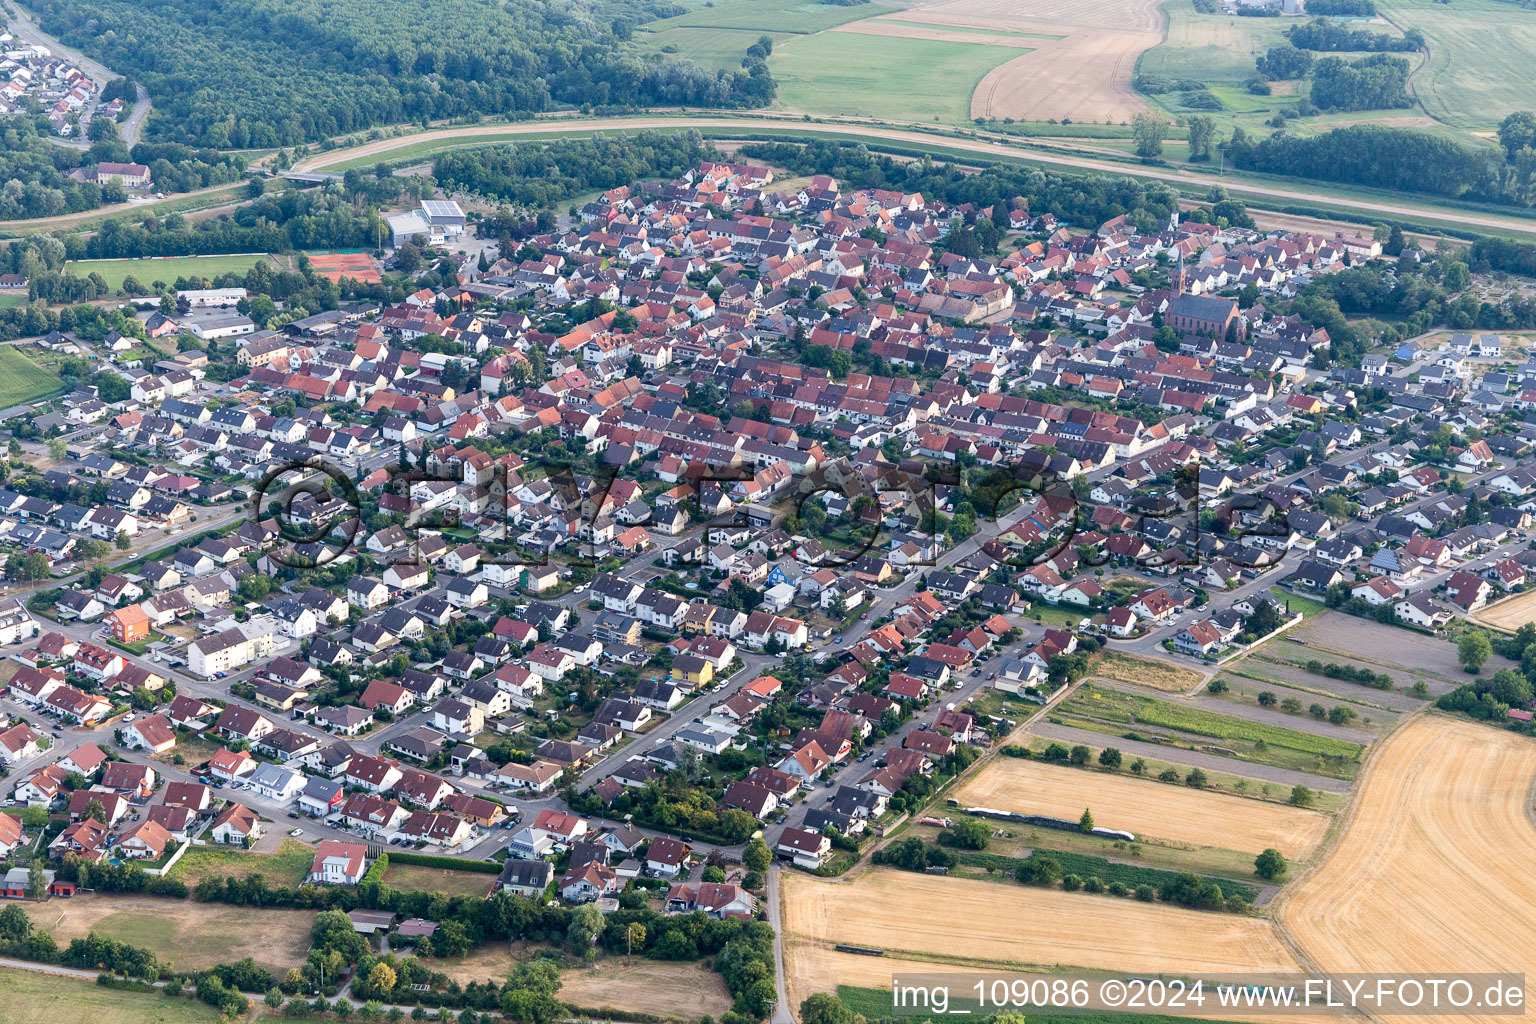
[1029, 722, 1353, 793]
[291, 115, 1536, 239]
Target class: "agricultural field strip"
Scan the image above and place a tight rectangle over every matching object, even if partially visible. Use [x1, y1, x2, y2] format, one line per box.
[1063, 685, 1365, 759]
[781, 869, 1303, 1014]
[955, 757, 1331, 859]
[1281, 715, 1536, 1024]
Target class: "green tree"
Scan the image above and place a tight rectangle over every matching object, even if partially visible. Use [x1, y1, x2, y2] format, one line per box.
[1187, 115, 1217, 161]
[565, 903, 605, 953]
[1185, 768, 1208, 789]
[1290, 785, 1315, 808]
[1491, 668, 1533, 707]
[1079, 807, 1094, 833]
[1069, 744, 1091, 765]
[46, 437, 66, 459]
[1254, 848, 1288, 881]
[799, 993, 854, 1024]
[1132, 112, 1167, 160]
[948, 817, 991, 850]
[1098, 747, 1123, 769]
[1459, 632, 1492, 674]
[1499, 111, 1536, 160]
[1257, 690, 1278, 707]
[743, 837, 771, 873]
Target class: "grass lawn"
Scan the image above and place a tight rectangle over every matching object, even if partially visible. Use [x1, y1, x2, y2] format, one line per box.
[108, 631, 167, 656]
[380, 861, 497, 898]
[640, 26, 799, 71]
[1380, 0, 1536, 129]
[1021, 601, 1087, 628]
[64, 254, 274, 293]
[1270, 586, 1329, 620]
[168, 838, 313, 888]
[21, 893, 316, 974]
[0, 968, 222, 1024]
[641, 0, 893, 35]
[0, 292, 24, 309]
[769, 33, 1022, 123]
[0, 346, 65, 408]
[1137, 0, 1297, 85]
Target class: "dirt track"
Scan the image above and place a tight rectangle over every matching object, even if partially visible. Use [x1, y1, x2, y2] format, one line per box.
[1280, 715, 1536, 1024]
[956, 757, 1332, 858]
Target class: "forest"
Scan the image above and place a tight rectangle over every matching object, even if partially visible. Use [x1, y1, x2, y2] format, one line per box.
[1308, 54, 1412, 112]
[1284, 19, 1422, 53]
[432, 130, 721, 208]
[1226, 124, 1496, 199]
[29, 0, 774, 149]
[1302, 0, 1376, 13]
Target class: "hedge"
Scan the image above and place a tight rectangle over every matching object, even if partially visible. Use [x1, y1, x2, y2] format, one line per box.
[955, 850, 1259, 904]
[387, 852, 501, 874]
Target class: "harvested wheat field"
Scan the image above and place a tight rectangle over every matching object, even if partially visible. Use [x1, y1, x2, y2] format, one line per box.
[1282, 715, 1536, 1024]
[781, 868, 1300, 1009]
[888, 0, 1162, 122]
[956, 757, 1331, 859]
[22, 893, 315, 974]
[1472, 588, 1536, 632]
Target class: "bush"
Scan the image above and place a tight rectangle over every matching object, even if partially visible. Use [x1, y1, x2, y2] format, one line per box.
[1061, 874, 1083, 891]
[1134, 885, 1156, 901]
[1082, 877, 1106, 893]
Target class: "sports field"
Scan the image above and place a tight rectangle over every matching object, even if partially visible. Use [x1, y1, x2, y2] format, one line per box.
[780, 869, 1302, 1011]
[64, 254, 273, 292]
[1380, 0, 1536, 129]
[956, 757, 1332, 859]
[1282, 715, 1536, 1024]
[0, 347, 64, 409]
[769, 32, 1024, 124]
